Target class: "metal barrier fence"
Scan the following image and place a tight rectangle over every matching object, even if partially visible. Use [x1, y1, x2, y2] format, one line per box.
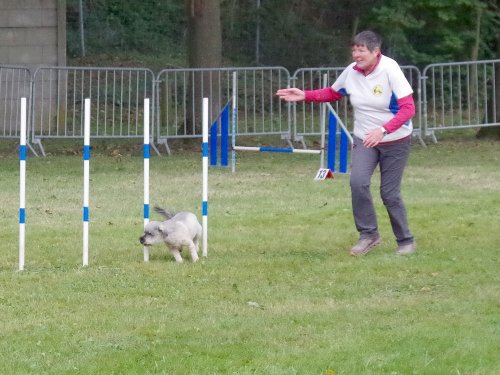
[31, 66, 155, 155]
[1, 59, 499, 154]
[155, 67, 290, 151]
[0, 65, 32, 139]
[422, 59, 500, 141]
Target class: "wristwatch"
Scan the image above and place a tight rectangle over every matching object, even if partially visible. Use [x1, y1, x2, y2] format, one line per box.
[380, 127, 388, 136]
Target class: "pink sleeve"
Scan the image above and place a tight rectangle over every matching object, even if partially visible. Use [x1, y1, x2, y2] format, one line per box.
[383, 95, 416, 133]
[304, 87, 343, 103]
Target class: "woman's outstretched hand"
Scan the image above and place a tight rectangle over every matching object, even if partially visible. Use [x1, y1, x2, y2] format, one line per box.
[276, 88, 305, 102]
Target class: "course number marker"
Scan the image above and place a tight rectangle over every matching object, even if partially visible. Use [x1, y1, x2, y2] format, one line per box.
[314, 168, 334, 181]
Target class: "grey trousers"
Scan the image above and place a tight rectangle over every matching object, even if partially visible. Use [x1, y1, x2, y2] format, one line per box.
[350, 136, 414, 245]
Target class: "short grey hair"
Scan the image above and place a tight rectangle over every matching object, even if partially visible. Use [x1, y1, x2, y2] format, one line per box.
[352, 31, 382, 52]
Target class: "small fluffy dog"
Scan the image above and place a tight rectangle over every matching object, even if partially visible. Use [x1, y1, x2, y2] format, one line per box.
[139, 206, 202, 263]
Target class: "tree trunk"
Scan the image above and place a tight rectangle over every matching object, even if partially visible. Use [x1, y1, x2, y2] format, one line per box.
[186, 0, 222, 69]
[476, 14, 500, 139]
[184, 0, 222, 135]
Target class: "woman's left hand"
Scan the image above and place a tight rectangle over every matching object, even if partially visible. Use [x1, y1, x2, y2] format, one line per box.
[363, 128, 385, 148]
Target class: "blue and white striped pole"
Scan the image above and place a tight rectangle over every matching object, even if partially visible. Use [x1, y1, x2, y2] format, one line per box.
[19, 97, 27, 271]
[143, 98, 150, 262]
[202, 97, 209, 257]
[82, 98, 90, 266]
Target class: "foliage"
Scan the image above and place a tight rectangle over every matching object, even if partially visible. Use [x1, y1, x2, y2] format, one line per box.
[66, 1, 500, 69]
[368, 0, 500, 66]
[66, 0, 185, 58]
[0, 136, 499, 374]
[221, 0, 382, 69]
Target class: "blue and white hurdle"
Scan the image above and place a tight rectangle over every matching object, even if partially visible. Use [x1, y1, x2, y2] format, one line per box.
[229, 111, 351, 175]
[209, 100, 353, 176]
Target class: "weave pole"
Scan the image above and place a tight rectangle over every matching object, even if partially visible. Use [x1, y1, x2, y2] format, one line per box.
[82, 98, 90, 266]
[202, 97, 209, 257]
[143, 98, 150, 262]
[19, 97, 27, 271]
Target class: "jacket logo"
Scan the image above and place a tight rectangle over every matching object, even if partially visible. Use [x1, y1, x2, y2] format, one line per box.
[373, 85, 383, 96]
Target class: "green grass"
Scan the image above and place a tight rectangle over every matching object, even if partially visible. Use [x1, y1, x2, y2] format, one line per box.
[0, 136, 499, 374]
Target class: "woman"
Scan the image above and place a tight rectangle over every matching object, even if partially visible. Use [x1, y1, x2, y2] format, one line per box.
[276, 30, 416, 256]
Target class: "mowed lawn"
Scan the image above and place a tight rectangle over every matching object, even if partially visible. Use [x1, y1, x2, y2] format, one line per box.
[0, 135, 499, 375]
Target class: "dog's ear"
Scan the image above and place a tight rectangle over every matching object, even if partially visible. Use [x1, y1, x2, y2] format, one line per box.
[158, 222, 169, 236]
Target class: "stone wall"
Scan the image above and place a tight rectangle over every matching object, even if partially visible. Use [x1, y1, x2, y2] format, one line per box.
[0, 0, 66, 68]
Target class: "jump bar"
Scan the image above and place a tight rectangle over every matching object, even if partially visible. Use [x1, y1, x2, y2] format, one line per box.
[233, 146, 321, 154]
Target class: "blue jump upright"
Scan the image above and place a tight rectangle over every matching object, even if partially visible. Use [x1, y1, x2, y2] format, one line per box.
[209, 103, 230, 167]
[327, 112, 350, 173]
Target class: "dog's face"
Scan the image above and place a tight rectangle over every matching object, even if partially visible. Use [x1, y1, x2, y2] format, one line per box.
[139, 221, 166, 246]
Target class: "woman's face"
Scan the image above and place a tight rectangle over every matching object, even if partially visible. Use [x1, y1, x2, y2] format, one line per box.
[351, 44, 380, 71]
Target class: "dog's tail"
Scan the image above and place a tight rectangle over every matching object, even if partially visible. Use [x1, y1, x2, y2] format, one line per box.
[154, 206, 177, 219]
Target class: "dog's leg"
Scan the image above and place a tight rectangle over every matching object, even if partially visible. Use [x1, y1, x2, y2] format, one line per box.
[169, 247, 183, 263]
[187, 241, 199, 262]
[193, 235, 200, 255]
